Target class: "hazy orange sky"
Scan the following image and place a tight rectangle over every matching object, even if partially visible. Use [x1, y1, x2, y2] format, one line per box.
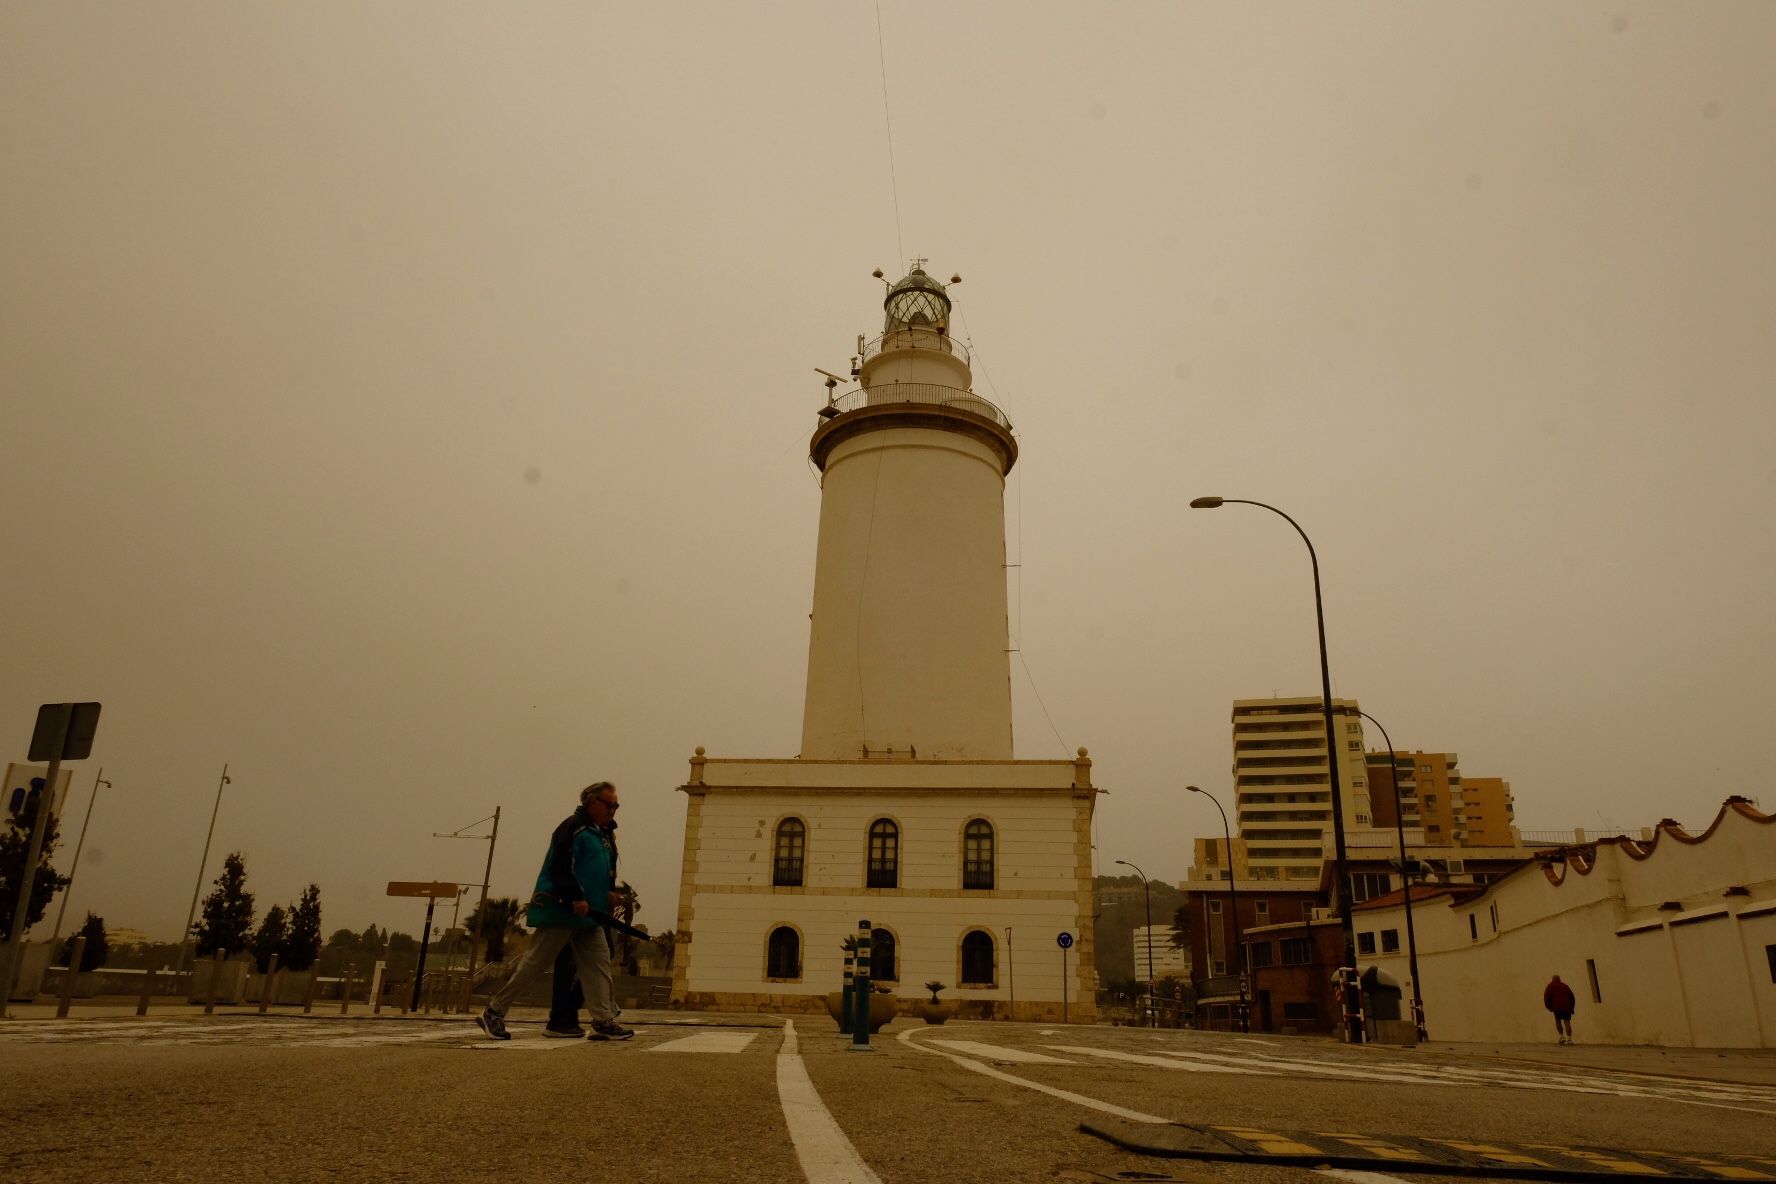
[4, 3, 1771, 941]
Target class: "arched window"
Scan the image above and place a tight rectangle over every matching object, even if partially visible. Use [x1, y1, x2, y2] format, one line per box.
[962, 819, 994, 890]
[773, 818, 806, 887]
[867, 819, 899, 888]
[960, 930, 995, 986]
[871, 928, 897, 982]
[766, 926, 801, 980]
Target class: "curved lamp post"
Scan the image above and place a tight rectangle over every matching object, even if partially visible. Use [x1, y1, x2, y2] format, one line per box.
[1190, 495, 1364, 1044]
[1113, 859, 1155, 1026]
[1186, 785, 1248, 1032]
[1358, 710, 1428, 1040]
[52, 769, 111, 943]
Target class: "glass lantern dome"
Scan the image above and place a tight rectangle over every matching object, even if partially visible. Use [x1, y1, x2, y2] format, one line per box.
[883, 268, 951, 333]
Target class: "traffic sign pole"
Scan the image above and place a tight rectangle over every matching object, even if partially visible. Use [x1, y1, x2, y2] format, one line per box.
[410, 895, 438, 1012]
[4, 705, 74, 1017]
[1056, 930, 1074, 1026]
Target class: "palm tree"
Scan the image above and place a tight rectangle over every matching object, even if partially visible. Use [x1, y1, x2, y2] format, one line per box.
[467, 896, 524, 963]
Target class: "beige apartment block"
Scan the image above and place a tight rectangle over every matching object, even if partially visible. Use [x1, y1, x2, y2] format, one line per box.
[1231, 697, 1370, 882]
[1458, 776, 1517, 846]
[1356, 797, 1776, 1048]
[1187, 834, 1251, 883]
[672, 266, 1098, 1021]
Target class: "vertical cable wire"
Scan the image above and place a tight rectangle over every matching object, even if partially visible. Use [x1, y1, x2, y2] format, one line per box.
[875, 1, 905, 266]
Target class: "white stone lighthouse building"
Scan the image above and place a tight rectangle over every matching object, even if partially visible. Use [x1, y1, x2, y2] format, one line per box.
[671, 266, 1099, 1021]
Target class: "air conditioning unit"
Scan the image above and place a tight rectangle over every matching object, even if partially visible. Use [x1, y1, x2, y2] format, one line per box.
[1310, 908, 1335, 922]
[1445, 859, 1466, 875]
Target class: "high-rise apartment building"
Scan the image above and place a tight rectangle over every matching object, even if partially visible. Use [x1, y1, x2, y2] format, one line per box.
[1457, 776, 1516, 846]
[1367, 752, 1518, 848]
[1231, 697, 1371, 881]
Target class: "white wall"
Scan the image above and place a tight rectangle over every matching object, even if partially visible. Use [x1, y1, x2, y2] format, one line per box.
[1357, 804, 1776, 1048]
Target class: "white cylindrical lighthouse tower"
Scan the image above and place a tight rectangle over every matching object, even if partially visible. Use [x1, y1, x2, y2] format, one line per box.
[800, 266, 1018, 760]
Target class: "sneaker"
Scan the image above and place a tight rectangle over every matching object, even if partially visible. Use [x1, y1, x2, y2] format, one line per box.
[544, 1024, 585, 1039]
[589, 1020, 635, 1041]
[475, 1008, 511, 1041]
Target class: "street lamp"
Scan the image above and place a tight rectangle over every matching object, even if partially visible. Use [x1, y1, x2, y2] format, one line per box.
[433, 806, 502, 983]
[1186, 785, 1247, 1033]
[178, 764, 231, 975]
[1359, 710, 1428, 1040]
[1190, 495, 1364, 1044]
[51, 769, 111, 943]
[1113, 859, 1155, 1026]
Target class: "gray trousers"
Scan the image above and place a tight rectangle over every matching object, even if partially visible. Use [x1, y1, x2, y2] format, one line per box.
[487, 925, 614, 1022]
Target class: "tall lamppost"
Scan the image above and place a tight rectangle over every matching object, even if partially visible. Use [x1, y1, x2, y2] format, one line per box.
[1190, 495, 1364, 1044]
[178, 764, 231, 975]
[1186, 784, 1247, 1032]
[1113, 859, 1155, 1026]
[51, 768, 111, 943]
[1358, 710, 1427, 1040]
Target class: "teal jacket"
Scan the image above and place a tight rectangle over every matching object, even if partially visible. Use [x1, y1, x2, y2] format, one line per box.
[525, 810, 616, 930]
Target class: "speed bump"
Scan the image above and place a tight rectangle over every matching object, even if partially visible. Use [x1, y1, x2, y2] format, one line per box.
[1079, 1119, 1774, 1183]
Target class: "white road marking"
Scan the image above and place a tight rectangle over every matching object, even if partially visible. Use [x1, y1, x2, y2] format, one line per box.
[776, 1020, 884, 1184]
[925, 1039, 1072, 1064]
[1317, 1169, 1417, 1184]
[1053, 1046, 1271, 1074]
[897, 1027, 1168, 1124]
[648, 1031, 758, 1054]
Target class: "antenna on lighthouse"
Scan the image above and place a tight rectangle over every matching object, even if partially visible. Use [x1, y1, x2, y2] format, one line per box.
[814, 369, 844, 419]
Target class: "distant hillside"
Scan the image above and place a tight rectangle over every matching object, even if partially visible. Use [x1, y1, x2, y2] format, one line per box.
[1093, 873, 1185, 985]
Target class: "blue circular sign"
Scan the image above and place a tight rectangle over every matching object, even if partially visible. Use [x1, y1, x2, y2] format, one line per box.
[1056, 931, 1074, 949]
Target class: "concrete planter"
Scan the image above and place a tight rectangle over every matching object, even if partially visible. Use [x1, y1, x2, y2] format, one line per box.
[917, 1001, 954, 1025]
[824, 990, 895, 1033]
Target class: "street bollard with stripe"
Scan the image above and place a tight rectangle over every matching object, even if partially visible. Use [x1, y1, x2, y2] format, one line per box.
[57, 937, 86, 1018]
[258, 953, 279, 1015]
[840, 945, 854, 1030]
[203, 948, 225, 1015]
[849, 919, 873, 1051]
[340, 967, 353, 1015]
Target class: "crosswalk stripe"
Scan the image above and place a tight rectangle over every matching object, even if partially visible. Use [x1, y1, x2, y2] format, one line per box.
[925, 1039, 1071, 1064]
[647, 1032, 758, 1054]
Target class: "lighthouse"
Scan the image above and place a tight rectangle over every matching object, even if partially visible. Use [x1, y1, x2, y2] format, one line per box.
[801, 265, 1018, 760]
[671, 265, 1098, 1023]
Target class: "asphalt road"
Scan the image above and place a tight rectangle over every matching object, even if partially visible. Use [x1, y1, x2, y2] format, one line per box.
[4, 1011, 1773, 1184]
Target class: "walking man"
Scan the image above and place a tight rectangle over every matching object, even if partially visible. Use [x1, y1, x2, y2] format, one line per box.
[1543, 973, 1576, 1044]
[475, 782, 632, 1041]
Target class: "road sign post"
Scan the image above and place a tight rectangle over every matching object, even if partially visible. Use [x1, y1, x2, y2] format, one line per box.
[387, 881, 458, 1013]
[4, 702, 100, 1017]
[1057, 931, 1074, 1025]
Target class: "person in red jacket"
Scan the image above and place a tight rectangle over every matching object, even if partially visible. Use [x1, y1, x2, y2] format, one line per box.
[1543, 974, 1577, 1044]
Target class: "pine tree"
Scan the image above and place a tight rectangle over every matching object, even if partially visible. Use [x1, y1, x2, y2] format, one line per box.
[250, 904, 288, 973]
[191, 851, 255, 956]
[280, 883, 322, 971]
[60, 911, 108, 971]
[0, 805, 70, 940]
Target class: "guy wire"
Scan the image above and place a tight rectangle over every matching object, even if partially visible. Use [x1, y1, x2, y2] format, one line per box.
[875, 0, 905, 265]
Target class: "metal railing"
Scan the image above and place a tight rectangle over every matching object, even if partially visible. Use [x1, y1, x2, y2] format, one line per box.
[821, 383, 1012, 431]
[860, 329, 971, 368]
